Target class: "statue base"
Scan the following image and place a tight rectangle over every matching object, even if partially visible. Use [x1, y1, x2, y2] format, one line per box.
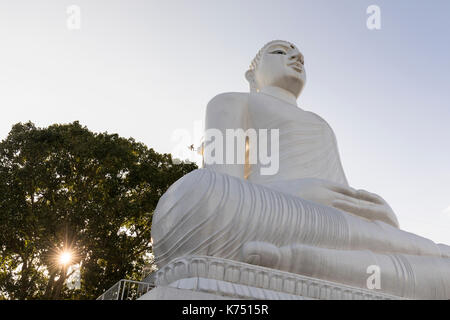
[139, 255, 403, 300]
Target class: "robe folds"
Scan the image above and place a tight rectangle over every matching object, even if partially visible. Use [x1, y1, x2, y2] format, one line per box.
[152, 168, 450, 299]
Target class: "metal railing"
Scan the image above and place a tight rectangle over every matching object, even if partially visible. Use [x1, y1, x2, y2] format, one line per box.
[97, 279, 155, 300]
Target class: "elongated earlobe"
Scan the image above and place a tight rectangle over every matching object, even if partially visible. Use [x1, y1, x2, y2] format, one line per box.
[245, 70, 258, 93]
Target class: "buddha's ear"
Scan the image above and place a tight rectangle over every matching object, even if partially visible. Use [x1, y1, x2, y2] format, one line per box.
[245, 69, 254, 82]
[245, 70, 257, 92]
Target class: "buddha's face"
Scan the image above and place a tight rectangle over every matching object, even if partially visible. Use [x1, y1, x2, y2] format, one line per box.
[248, 41, 306, 98]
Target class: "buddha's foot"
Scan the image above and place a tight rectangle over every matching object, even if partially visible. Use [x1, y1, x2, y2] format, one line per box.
[240, 241, 450, 299]
[241, 241, 282, 269]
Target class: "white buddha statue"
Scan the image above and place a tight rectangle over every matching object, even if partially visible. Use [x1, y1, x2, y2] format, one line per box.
[151, 40, 450, 299]
[205, 40, 398, 228]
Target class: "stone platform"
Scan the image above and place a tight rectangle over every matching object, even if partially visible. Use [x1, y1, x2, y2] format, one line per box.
[139, 255, 403, 300]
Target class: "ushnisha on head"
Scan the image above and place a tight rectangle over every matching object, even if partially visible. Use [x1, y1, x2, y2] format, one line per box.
[245, 40, 306, 99]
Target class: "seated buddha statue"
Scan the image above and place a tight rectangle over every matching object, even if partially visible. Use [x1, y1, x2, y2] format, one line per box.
[151, 40, 450, 299]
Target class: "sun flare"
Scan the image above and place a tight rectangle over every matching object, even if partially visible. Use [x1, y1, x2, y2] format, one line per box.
[59, 251, 73, 265]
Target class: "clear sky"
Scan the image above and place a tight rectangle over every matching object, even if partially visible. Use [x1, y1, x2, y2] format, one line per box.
[0, 0, 449, 244]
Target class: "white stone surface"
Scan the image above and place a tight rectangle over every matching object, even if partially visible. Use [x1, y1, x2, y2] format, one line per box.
[139, 286, 232, 300]
[142, 256, 400, 300]
[204, 40, 398, 228]
[153, 168, 450, 299]
[150, 40, 450, 299]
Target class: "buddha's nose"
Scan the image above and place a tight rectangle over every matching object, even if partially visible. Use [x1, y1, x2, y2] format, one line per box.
[289, 51, 301, 61]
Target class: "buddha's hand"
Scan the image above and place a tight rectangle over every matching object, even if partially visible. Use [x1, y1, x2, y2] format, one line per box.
[264, 178, 399, 228]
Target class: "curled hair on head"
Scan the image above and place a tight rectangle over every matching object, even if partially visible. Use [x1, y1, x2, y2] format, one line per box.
[246, 40, 296, 92]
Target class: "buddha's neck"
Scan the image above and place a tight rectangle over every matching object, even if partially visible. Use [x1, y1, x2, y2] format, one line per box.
[259, 86, 298, 106]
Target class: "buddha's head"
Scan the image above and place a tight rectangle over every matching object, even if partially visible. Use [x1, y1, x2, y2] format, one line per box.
[246, 40, 306, 98]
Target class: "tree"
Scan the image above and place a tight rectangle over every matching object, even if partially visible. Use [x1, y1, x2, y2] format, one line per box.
[0, 121, 197, 299]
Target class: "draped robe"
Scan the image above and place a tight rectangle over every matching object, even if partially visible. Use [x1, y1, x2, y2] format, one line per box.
[152, 92, 450, 299]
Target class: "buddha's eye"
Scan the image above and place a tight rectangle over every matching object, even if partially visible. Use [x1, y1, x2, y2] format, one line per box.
[270, 50, 286, 55]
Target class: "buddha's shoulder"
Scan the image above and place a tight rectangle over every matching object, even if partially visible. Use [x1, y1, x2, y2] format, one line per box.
[302, 110, 336, 135]
[302, 110, 327, 123]
[207, 92, 249, 108]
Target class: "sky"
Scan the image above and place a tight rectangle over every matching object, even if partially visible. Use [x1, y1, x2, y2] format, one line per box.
[0, 0, 449, 244]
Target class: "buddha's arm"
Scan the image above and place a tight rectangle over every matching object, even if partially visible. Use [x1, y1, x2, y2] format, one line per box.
[204, 93, 249, 180]
[265, 178, 400, 228]
[331, 186, 400, 229]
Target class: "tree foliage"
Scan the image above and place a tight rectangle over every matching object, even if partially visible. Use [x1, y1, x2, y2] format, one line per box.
[0, 121, 197, 299]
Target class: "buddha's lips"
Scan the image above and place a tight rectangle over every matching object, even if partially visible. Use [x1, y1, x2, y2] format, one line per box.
[288, 63, 303, 73]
